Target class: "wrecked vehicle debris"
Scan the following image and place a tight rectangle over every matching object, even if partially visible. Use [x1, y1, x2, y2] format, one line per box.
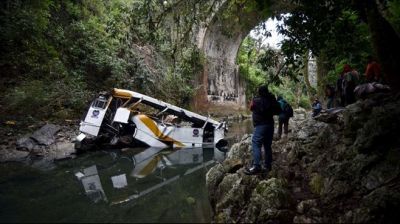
[76, 165, 107, 203]
[75, 146, 220, 204]
[76, 88, 228, 150]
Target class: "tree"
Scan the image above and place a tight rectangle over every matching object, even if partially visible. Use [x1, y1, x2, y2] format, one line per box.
[277, 0, 400, 91]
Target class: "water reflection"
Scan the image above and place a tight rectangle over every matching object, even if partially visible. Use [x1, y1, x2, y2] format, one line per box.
[76, 147, 226, 205]
[0, 119, 252, 223]
[225, 119, 253, 146]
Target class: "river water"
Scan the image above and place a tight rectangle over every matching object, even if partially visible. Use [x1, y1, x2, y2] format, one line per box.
[0, 119, 253, 223]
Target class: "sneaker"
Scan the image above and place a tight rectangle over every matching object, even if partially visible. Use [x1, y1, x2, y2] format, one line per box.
[244, 166, 261, 175]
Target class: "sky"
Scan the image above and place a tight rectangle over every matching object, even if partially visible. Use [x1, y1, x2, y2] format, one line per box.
[249, 17, 285, 49]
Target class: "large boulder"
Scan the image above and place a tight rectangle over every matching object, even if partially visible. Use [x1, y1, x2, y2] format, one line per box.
[30, 124, 61, 146]
[5, 123, 76, 163]
[16, 124, 61, 151]
[244, 178, 294, 223]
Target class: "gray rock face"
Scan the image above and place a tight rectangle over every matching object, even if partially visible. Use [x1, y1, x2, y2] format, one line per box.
[16, 136, 36, 151]
[206, 92, 400, 223]
[31, 124, 61, 146]
[16, 124, 61, 151]
[191, 1, 289, 109]
[2, 124, 77, 163]
[244, 178, 294, 223]
[0, 147, 29, 162]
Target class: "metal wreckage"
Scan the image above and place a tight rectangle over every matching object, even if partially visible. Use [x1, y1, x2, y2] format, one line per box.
[75, 88, 228, 151]
[74, 88, 229, 204]
[75, 146, 224, 204]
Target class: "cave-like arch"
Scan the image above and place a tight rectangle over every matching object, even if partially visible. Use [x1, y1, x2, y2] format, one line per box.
[192, 0, 290, 111]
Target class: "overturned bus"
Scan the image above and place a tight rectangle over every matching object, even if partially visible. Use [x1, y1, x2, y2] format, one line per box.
[76, 88, 228, 150]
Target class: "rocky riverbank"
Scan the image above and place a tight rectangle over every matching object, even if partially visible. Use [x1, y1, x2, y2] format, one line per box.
[206, 92, 400, 223]
[0, 121, 79, 168]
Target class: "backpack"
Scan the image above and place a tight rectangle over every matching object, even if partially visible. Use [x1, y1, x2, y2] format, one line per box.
[282, 102, 294, 118]
[251, 94, 281, 116]
[271, 96, 282, 115]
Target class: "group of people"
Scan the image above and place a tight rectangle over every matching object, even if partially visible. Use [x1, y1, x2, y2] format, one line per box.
[312, 56, 385, 117]
[245, 56, 385, 175]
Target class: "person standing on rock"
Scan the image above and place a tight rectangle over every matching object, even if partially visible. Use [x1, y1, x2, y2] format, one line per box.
[325, 84, 335, 109]
[245, 85, 281, 175]
[277, 96, 293, 140]
[342, 64, 359, 106]
[364, 55, 382, 83]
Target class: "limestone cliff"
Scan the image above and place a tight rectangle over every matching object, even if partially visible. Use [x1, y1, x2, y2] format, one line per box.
[206, 92, 400, 223]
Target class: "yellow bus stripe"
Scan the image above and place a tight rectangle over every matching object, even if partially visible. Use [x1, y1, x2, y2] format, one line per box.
[138, 115, 185, 147]
[112, 88, 133, 99]
[138, 156, 161, 176]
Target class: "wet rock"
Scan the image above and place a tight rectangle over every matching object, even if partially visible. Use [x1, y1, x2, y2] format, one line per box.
[16, 124, 61, 151]
[16, 136, 36, 151]
[49, 142, 76, 160]
[9, 124, 77, 163]
[0, 146, 30, 162]
[31, 124, 61, 145]
[31, 146, 47, 156]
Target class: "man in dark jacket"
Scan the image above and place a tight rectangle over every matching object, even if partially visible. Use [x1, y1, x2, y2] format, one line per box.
[245, 85, 281, 175]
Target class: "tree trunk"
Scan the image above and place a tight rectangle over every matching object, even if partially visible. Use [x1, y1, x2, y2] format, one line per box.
[303, 51, 314, 103]
[362, 0, 400, 91]
[316, 52, 329, 101]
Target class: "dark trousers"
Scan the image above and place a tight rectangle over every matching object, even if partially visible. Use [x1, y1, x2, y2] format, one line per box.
[278, 118, 289, 137]
[251, 124, 274, 170]
[345, 86, 356, 106]
[327, 97, 334, 109]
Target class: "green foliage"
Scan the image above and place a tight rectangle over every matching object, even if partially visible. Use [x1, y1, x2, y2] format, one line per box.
[5, 80, 51, 115]
[325, 60, 348, 87]
[387, 0, 400, 34]
[269, 79, 310, 109]
[237, 36, 309, 108]
[1, 0, 206, 120]
[5, 76, 91, 119]
[237, 37, 267, 99]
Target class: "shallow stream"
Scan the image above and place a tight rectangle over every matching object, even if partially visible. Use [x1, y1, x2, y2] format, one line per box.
[0, 119, 252, 223]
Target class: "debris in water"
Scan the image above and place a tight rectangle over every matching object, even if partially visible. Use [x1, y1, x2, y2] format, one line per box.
[111, 174, 128, 189]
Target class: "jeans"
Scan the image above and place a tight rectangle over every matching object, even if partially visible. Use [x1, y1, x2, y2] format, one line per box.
[251, 124, 274, 170]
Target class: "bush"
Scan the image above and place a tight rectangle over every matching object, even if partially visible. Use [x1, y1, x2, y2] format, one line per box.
[5, 80, 52, 116]
[4, 76, 92, 120]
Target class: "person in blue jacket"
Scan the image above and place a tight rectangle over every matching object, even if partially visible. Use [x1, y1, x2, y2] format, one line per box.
[312, 98, 322, 117]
